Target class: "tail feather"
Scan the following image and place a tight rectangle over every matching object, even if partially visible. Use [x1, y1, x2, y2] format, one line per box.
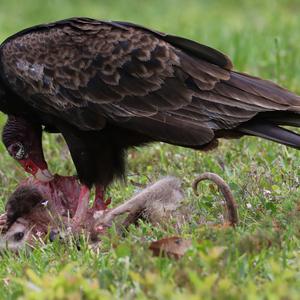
[238, 121, 300, 150]
[263, 113, 300, 127]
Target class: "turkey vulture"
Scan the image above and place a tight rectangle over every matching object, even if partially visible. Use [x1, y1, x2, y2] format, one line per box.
[1, 18, 300, 218]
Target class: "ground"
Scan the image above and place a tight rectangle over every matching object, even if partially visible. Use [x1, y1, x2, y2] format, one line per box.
[1, 0, 300, 299]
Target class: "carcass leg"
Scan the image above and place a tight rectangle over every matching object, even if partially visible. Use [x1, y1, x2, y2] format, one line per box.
[72, 185, 90, 227]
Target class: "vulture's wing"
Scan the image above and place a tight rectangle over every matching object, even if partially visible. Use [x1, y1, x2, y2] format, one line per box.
[1, 18, 300, 146]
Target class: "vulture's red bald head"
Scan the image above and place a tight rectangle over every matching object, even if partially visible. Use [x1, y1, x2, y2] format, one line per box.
[2, 115, 53, 182]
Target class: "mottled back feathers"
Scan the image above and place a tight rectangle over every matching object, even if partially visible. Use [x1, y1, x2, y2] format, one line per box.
[1, 17, 300, 147]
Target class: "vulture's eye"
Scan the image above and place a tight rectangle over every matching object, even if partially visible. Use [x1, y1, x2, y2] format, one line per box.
[9, 142, 26, 160]
[13, 231, 24, 242]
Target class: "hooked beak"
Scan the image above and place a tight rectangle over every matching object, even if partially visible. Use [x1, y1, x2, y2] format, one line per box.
[19, 159, 54, 182]
[35, 168, 54, 182]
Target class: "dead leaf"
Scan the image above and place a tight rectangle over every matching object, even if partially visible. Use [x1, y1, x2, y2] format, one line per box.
[149, 236, 192, 259]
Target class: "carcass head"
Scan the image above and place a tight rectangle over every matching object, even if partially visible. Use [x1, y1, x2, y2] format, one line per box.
[0, 175, 82, 251]
[0, 185, 56, 251]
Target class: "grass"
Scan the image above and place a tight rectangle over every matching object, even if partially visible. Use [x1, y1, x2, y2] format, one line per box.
[1, 0, 300, 298]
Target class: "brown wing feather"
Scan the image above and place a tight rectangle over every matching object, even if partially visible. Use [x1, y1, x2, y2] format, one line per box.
[1, 18, 300, 146]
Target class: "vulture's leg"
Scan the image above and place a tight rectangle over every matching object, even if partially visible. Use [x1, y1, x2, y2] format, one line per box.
[72, 185, 90, 226]
[92, 185, 111, 211]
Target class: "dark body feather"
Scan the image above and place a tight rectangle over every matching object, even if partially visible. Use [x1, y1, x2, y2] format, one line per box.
[1, 18, 300, 187]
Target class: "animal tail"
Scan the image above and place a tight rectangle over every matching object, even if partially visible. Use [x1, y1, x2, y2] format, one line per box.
[237, 112, 300, 150]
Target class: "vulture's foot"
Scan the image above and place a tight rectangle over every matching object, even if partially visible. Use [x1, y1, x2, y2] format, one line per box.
[92, 185, 111, 211]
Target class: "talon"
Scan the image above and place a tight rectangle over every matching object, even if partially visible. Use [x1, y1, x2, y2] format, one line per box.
[104, 197, 111, 206]
[93, 197, 110, 210]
